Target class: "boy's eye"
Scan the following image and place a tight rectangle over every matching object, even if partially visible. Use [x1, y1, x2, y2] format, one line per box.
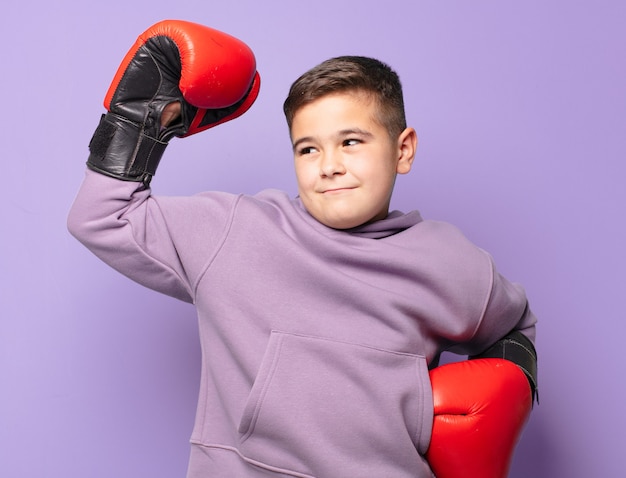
[298, 146, 317, 155]
[343, 138, 361, 147]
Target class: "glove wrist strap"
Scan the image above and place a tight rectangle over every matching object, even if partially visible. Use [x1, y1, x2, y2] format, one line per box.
[87, 113, 168, 186]
[471, 330, 539, 405]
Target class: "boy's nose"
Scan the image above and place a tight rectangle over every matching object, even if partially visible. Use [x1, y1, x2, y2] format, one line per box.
[319, 152, 346, 177]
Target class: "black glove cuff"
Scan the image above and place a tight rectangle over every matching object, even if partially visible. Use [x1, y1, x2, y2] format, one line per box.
[471, 330, 539, 405]
[87, 113, 168, 186]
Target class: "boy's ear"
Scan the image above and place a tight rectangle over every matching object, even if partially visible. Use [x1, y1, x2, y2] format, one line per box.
[396, 127, 417, 174]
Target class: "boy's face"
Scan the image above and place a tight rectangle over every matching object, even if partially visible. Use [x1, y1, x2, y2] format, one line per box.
[290, 92, 416, 229]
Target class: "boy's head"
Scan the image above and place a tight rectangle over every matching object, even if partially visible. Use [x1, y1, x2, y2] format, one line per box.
[284, 56, 417, 230]
[283, 56, 407, 140]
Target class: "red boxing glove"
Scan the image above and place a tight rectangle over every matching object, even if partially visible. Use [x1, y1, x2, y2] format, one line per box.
[426, 358, 532, 478]
[88, 19, 260, 184]
[104, 19, 260, 137]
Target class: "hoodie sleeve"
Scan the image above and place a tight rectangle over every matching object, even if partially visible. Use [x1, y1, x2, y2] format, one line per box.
[449, 249, 537, 356]
[67, 169, 238, 303]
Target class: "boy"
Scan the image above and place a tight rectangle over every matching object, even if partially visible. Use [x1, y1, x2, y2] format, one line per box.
[68, 20, 537, 477]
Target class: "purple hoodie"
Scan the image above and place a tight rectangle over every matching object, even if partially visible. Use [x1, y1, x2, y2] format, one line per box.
[68, 169, 536, 477]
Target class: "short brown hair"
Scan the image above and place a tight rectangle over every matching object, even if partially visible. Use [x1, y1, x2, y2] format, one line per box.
[283, 56, 407, 138]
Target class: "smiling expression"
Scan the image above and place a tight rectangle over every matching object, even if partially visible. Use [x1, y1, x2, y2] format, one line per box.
[290, 91, 417, 229]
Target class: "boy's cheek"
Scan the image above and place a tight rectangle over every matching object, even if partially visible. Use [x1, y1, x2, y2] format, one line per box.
[294, 169, 314, 192]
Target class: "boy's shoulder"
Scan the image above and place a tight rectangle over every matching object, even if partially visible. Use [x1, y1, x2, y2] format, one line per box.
[400, 218, 492, 267]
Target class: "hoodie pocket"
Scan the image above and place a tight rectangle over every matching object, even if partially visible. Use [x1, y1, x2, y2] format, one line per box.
[238, 331, 432, 476]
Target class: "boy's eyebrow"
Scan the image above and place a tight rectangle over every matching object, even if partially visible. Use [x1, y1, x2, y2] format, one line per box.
[338, 128, 374, 137]
[292, 136, 314, 152]
[291, 128, 374, 152]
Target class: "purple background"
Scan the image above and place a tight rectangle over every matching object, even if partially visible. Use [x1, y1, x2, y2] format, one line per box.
[1, 1, 624, 476]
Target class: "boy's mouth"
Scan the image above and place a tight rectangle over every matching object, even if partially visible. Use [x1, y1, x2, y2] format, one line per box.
[320, 186, 357, 194]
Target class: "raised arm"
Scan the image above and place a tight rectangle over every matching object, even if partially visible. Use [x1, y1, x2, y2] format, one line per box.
[68, 20, 260, 300]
